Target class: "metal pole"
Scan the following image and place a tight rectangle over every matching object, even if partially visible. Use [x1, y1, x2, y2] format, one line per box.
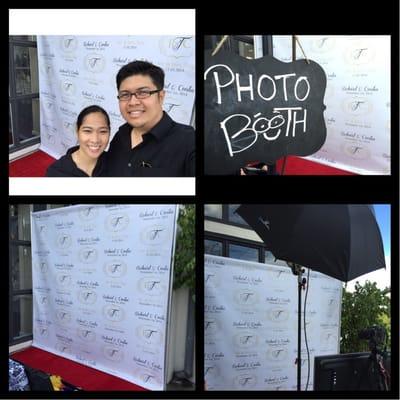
[288, 261, 303, 391]
[297, 273, 302, 391]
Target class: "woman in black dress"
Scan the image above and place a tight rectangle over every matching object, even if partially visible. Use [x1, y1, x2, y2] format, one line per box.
[46, 105, 110, 177]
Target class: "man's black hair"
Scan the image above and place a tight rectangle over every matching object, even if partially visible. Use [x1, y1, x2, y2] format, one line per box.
[116, 60, 165, 90]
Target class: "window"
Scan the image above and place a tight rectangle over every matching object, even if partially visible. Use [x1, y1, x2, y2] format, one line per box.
[204, 35, 273, 59]
[204, 35, 255, 59]
[228, 204, 249, 226]
[205, 205, 249, 227]
[204, 204, 222, 219]
[205, 204, 285, 265]
[9, 36, 40, 152]
[228, 243, 260, 262]
[205, 239, 223, 256]
[9, 204, 64, 345]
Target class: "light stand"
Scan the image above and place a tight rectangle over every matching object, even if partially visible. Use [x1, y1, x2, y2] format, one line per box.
[288, 262, 307, 391]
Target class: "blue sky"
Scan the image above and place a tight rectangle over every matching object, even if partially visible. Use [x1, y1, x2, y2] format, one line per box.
[373, 204, 390, 257]
[347, 204, 391, 290]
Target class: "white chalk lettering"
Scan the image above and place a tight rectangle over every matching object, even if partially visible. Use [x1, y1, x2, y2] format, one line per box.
[274, 73, 296, 101]
[294, 77, 310, 101]
[236, 73, 254, 102]
[205, 64, 311, 104]
[220, 108, 308, 157]
[204, 64, 234, 105]
[257, 75, 276, 101]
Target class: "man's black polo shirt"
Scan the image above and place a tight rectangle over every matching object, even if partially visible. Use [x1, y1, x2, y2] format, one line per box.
[106, 112, 195, 177]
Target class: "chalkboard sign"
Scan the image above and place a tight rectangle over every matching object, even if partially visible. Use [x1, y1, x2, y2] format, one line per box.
[204, 50, 327, 175]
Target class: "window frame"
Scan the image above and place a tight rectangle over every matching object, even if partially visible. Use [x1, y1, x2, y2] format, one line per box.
[204, 232, 265, 264]
[205, 204, 250, 229]
[9, 204, 46, 345]
[9, 36, 40, 153]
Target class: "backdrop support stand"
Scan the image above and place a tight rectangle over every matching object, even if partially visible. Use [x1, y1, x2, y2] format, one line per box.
[289, 262, 306, 391]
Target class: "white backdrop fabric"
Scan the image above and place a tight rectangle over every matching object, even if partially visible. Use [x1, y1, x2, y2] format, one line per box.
[31, 204, 178, 390]
[204, 255, 342, 390]
[273, 35, 390, 175]
[37, 35, 195, 159]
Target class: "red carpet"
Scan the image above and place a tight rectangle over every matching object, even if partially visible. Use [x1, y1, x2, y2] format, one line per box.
[9, 150, 55, 177]
[276, 156, 355, 175]
[11, 347, 147, 391]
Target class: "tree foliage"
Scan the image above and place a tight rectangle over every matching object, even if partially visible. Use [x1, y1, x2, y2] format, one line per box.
[340, 281, 391, 353]
[173, 205, 195, 296]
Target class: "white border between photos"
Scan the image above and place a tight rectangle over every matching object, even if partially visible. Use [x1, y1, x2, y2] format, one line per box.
[9, 9, 196, 35]
[9, 178, 195, 196]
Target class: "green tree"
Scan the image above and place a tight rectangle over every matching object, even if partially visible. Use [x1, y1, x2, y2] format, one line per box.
[341, 281, 391, 353]
[173, 205, 195, 297]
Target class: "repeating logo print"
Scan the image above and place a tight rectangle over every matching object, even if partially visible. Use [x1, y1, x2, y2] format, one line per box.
[77, 328, 96, 342]
[79, 247, 98, 264]
[44, 131, 56, 144]
[55, 309, 71, 325]
[37, 224, 47, 240]
[266, 308, 290, 322]
[103, 304, 125, 322]
[140, 225, 168, 246]
[78, 206, 99, 221]
[37, 294, 49, 306]
[204, 363, 220, 379]
[60, 36, 78, 53]
[35, 260, 49, 273]
[103, 260, 127, 278]
[267, 268, 289, 280]
[159, 36, 194, 58]
[204, 271, 221, 288]
[340, 142, 371, 160]
[56, 342, 71, 354]
[204, 318, 220, 335]
[105, 213, 130, 232]
[40, 63, 54, 79]
[164, 98, 182, 114]
[139, 371, 162, 387]
[35, 326, 50, 338]
[342, 97, 373, 116]
[61, 80, 76, 97]
[233, 373, 257, 389]
[56, 233, 72, 249]
[136, 325, 163, 345]
[310, 37, 336, 53]
[344, 41, 375, 65]
[233, 332, 259, 349]
[77, 289, 97, 305]
[103, 346, 124, 362]
[138, 277, 165, 296]
[84, 53, 106, 73]
[56, 273, 72, 287]
[233, 289, 259, 306]
[266, 348, 288, 362]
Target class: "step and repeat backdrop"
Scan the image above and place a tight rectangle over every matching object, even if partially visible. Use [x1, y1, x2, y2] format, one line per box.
[31, 204, 178, 390]
[204, 254, 342, 390]
[273, 35, 390, 175]
[37, 35, 195, 159]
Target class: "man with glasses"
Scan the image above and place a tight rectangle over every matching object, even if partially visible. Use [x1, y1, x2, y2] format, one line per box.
[107, 60, 195, 176]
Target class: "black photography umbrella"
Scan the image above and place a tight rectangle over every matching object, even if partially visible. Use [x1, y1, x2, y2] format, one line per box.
[236, 204, 386, 390]
[236, 204, 386, 282]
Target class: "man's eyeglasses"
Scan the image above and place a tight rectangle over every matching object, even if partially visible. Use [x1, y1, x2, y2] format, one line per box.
[117, 89, 162, 101]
